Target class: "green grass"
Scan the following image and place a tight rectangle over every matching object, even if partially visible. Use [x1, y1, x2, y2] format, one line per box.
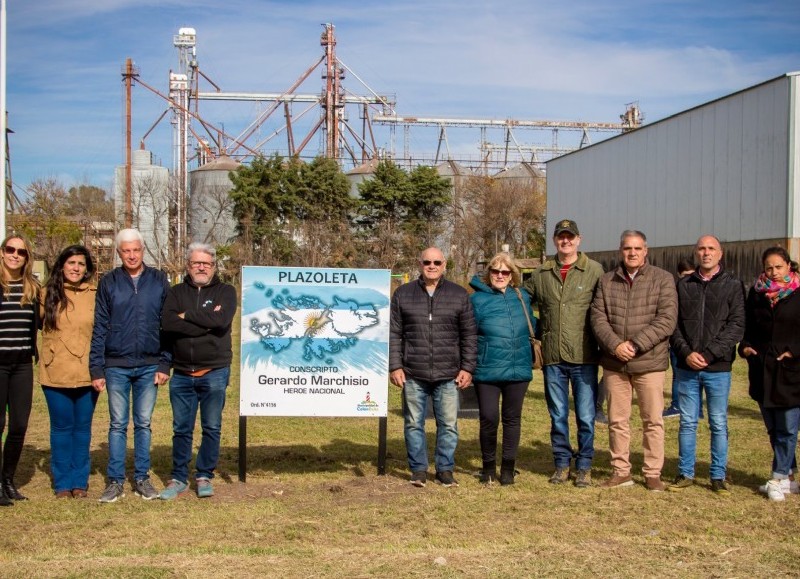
[1, 329, 799, 577]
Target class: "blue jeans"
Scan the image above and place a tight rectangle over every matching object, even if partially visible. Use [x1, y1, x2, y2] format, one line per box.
[169, 367, 230, 482]
[402, 378, 459, 473]
[676, 368, 730, 480]
[105, 365, 159, 482]
[543, 363, 598, 471]
[42, 386, 99, 493]
[759, 405, 800, 477]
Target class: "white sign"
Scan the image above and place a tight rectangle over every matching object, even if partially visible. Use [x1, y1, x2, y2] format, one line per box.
[239, 266, 391, 417]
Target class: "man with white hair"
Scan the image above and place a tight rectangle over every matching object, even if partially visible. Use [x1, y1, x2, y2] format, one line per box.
[90, 229, 171, 503]
[159, 243, 237, 500]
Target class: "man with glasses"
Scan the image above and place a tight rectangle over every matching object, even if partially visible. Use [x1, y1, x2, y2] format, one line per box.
[90, 229, 171, 503]
[159, 243, 237, 500]
[525, 219, 604, 488]
[390, 247, 477, 487]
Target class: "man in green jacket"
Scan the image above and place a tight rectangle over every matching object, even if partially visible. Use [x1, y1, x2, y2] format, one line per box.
[525, 219, 604, 488]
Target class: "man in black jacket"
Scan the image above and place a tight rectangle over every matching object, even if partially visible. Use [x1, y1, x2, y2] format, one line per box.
[159, 242, 237, 500]
[390, 247, 477, 488]
[668, 235, 745, 495]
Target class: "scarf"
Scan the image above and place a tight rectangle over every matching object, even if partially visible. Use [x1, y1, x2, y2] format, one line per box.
[754, 270, 800, 307]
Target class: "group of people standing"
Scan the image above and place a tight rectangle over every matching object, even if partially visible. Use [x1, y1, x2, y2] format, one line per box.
[0, 229, 236, 506]
[389, 222, 800, 501]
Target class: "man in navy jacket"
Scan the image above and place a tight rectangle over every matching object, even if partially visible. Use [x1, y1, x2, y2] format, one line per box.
[159, 242, 237, 500]
[90, 229, 171, 503]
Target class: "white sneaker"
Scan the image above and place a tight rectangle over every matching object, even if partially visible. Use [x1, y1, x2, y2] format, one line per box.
[758, 478, 799, 495]
[765, 480, 786, 502]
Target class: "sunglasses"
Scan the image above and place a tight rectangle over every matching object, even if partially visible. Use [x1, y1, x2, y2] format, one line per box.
[3, 246, 28, 259]
[489, 268, 512, 277]
[421, 260, 444, 266]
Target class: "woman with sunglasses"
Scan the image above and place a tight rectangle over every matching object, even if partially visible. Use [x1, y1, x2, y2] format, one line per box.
[39, 245, 99, 498]
[469, 253, 537, 485]
[0, 235, 40, 506]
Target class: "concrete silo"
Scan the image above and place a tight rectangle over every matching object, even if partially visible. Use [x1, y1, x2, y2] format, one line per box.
[188, 155, 240, 245]
[113, 148, 170, 267]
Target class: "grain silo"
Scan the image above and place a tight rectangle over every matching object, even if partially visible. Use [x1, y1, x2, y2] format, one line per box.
[188, 155, 240, 245]
[113, 148, 170, 267]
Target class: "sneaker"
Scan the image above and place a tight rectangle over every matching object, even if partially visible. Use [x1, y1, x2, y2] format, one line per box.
[711, 479, 730, 495]
[574, 469, 592, 488]
[435, 471, 458, 487]
[645, 476, 667, 492]
[410, 471, 427, 488]
[765, 479, 786, 502]
[668, 474, 694, 491]
[549, 466, 571, 484]
[595, 410, 609, 425]
[134, 478, 159, 500]
[662, 406, 680, 418]
[758, 478, 799, 495]
[98, 481, 125, 503]
[196, 478, 214, 498]
[159, 479, 188, 500]
[601, 473, 634, 489]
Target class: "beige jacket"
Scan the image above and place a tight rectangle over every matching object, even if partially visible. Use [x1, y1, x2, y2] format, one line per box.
[39, 282, 96, 387]
[590, 263, 677, 374]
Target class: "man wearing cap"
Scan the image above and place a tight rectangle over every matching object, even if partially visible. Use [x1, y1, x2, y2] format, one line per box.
[525, 219, 604, 488]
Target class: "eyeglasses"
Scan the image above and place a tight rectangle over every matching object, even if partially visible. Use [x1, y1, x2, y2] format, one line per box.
[3, 246, 28, 259]
[421, 260, 444, 266]
[189, 261, 214, 269]
[489, 268, 512, 277]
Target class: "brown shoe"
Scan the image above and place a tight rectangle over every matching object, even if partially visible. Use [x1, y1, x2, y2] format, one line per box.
[55, 490, 72, 499]
[645, 476, 667, 492]
[601, 473, 634, 488]
[72, 488, 88, 498]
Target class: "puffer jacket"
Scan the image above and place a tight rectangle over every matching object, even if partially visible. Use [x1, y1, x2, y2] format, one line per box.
[469, 275, 536, 383]
[739, 287, 800, 408]
[89, 264, 172, 379]
[389, 276, 477, 382]
[525, 252, 603, 365]
[591, 263, 678, 374]
[39, 282, 96, 387]
[670, 267, 745, 372]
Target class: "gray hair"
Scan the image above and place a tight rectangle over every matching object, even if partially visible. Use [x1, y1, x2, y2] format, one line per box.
[115, 228, 144, 250]
[619, 229, 647, 246]
[186, 242, 216, 262]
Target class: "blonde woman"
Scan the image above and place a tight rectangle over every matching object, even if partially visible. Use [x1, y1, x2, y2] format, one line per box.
[0, 235, 40, 506]
[469, 253, 536, 485]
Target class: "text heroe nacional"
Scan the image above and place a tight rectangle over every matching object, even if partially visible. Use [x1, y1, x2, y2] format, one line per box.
[258, 375, 370, 386]
[277, 271, 358, 284]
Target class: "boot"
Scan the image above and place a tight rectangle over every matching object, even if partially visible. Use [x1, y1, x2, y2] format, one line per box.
[500, 459, 517, 486]
[0, 486, 12, 507]
[3, 478, 27, 501]
[479, 461, 497, 484]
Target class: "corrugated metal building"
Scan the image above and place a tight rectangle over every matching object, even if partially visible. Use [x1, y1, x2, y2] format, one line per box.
[546, 72, 800, 284]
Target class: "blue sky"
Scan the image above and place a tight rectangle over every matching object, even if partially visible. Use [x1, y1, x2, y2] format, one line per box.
[5, 0, 800, 195]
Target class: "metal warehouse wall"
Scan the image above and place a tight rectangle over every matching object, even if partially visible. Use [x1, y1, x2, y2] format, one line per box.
[545, 73, 798, 255]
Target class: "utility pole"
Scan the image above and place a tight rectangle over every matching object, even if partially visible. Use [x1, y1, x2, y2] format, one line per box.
[1, 0, 7, 237]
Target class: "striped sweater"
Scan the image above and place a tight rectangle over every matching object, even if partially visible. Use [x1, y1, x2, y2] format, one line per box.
[0, 281, 36, 364]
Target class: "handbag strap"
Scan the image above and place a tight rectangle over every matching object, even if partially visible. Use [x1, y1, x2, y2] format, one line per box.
[513, 287, 535, 339]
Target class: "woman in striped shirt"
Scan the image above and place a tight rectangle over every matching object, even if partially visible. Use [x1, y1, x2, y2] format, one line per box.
[0, 235, 40, 506]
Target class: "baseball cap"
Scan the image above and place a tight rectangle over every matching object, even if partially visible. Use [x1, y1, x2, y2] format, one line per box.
[553, 219, 579, 236]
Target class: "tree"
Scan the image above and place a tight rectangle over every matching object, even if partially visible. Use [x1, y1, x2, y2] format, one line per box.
[12, 178, 82, 272]
[65, 184, 115, 222]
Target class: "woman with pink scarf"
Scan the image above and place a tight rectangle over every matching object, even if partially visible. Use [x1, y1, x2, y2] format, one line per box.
[740, 246, 800, 501]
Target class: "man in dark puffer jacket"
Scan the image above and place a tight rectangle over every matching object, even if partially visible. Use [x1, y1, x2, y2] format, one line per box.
[390, 247, 477, 488]
[668, 235, 744, 495]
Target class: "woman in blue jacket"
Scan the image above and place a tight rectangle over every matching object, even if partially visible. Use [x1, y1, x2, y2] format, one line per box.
[470, 253, 537, 485]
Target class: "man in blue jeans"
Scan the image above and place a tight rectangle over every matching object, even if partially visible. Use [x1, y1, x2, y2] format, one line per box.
[525, 219, 604, 488]
[159, 242, 237, 500]
[90, 229, 171, 503]
[668, 235, 745, 494]
[389, 247, 477, 488]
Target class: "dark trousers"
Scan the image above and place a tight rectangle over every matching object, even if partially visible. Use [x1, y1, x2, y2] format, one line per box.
[0, 362, 34, 479]
[474, 380, 529, 463]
